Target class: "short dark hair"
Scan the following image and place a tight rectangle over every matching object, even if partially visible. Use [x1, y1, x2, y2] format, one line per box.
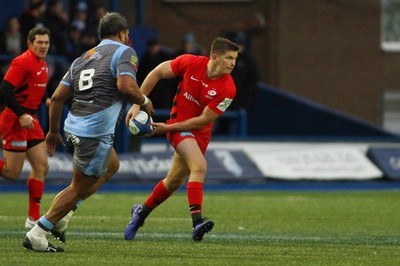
[210, 37, 240, 56]
[99, 12, 129, 39]
[28, 27, 50, 43]
[30, 0, 45, 9]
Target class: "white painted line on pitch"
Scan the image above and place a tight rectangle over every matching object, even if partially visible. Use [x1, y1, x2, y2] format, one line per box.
[1, 230, 399, 244]
[0, 215, 190, 223]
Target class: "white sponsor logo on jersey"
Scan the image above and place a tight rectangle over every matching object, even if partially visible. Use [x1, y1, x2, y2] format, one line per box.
[190, 75, 208, 87]
[217, 98, 233, 112]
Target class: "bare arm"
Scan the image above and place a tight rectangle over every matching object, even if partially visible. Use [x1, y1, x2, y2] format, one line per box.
[140, 61, 176, 95]
[48, 83, 73, 134]
[118, 75, 154, 125]
[151, 107, 220, 136]
[125, 61, 174, 124]
[117, 75, 148, 106]
[46, 83, 73, 156]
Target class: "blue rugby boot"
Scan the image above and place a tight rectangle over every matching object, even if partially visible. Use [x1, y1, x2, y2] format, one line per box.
[124, 204, 145, 240]
[192, 219, 214, 241]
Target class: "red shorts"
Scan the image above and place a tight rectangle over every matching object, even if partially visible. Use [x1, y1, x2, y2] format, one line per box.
[0, 108, 45, 151]
[166, 130, 211, 154]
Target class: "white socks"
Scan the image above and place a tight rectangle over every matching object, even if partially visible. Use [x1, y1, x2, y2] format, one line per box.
[54, 210, 74, 232]
[26, 224, 48, 251]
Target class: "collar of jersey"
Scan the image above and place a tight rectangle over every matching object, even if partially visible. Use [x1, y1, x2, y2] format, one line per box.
[98, 39, 125, 47]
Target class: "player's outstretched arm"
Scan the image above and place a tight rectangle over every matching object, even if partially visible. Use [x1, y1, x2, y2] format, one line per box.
[45, 132, 64, 157]
[48, 83, 73, 134]
[140, 61, 175, 96]
[45, 83, 72, 156]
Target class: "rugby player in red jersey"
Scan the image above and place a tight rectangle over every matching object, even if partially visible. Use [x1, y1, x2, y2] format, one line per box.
[124, 37, 239, 241]
[0, 27, 50, 228]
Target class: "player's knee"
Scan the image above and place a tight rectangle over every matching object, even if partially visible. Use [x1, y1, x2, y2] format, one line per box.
[192, 159, 207, 176]
[6, 170, 22, 180]
[33, 161, 49, 176]
[2, 165, 23, 180]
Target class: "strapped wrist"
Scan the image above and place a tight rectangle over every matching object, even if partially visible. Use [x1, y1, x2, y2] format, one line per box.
[140, 95, 149, 107]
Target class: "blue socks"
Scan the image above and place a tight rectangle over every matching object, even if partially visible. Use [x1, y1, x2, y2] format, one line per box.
[37, 216, 54, 231]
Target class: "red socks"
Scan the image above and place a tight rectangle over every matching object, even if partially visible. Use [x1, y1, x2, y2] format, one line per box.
[144, 180, 172, 209]
[187, 181, 203, 215]
[0, 161, 44, 221]
[27, 178, 44, 221]
[143, 180, 204, 223]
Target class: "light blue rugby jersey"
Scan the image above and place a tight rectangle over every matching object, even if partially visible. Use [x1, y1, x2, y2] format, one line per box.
[61, 39, 138, 137]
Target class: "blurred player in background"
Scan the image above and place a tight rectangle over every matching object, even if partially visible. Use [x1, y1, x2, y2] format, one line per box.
[124, 37, 239, 241]
[0, 27, 51, 229]
[23, 12, 153, 252]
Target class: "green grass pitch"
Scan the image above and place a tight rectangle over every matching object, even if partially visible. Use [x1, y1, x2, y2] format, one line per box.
[0, 190, 399, 265]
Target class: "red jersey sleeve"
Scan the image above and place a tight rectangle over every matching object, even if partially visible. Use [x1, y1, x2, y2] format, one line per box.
[170, 54, 196, 76]
[4, 56, 28, 87]
[3, 50, 48, 111]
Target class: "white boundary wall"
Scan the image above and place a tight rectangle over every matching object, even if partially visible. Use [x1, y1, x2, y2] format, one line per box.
[141, 141, 388, 180]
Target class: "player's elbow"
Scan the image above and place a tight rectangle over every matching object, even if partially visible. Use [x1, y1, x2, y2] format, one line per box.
[153, 61, 175, 79]
[51, 84, 72, 103]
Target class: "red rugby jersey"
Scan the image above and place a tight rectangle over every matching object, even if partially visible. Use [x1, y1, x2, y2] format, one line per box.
[3, 49, 48, 111]
[169, 54, 236, 131]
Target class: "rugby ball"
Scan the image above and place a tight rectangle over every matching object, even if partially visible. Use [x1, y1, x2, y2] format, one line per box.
[128, 111, 153, 136]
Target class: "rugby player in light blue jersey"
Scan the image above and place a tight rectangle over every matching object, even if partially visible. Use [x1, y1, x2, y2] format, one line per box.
[23, 12, 154, 252]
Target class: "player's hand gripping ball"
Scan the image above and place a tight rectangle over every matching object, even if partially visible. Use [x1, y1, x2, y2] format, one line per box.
[128, 111, 153, 137]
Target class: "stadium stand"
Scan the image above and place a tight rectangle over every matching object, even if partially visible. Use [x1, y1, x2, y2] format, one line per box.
[247, 83, 399, 139]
